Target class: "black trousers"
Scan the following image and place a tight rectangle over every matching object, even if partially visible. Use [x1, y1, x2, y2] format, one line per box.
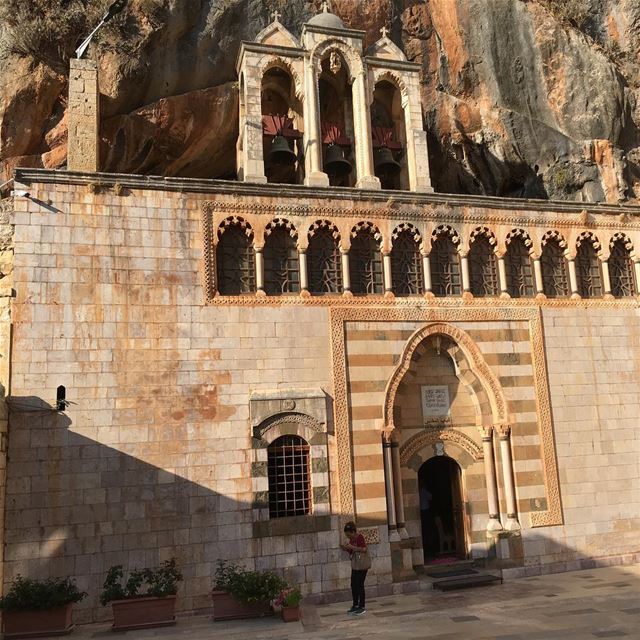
[351, 569, 368, 608]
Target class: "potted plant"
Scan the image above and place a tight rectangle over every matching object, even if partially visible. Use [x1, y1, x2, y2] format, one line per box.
[0, 575, 87, 638]
[100, 559, 182, 631]
[211, 560, 286, 621]
[275, 586, 302, 622]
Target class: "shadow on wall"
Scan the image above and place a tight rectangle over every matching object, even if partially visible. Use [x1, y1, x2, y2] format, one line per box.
[2, 396, 348, 624]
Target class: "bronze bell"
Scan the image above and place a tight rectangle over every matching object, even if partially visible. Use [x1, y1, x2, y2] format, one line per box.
[374, 145, 401, 178]
[269, 135, 297, 166]
[324, 143, 352, 178]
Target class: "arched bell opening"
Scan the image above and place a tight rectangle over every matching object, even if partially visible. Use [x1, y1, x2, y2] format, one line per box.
[261, 67, 304, 185]
[371, 81, 407, 190]
[319, 51, 355, 187]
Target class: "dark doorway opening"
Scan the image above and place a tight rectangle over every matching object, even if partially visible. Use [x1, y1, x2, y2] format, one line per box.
[418, 456, 466, 563]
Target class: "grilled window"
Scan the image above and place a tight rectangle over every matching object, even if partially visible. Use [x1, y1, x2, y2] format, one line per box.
[264, 226, 300, 295]
[391, 230, 423, 296]
[307, 227, 343, 294]
[541, 239, 569, 298]
[576, 241, 602, 298]
[267, 435, 311, 518]
[430, 235, 461, 296]
[468, 235, 498, 297]
[216, 225, 255, 295]
[349, 229, 384, 295]
[609, 239, 635, 298]
[505, 237, 534, 298]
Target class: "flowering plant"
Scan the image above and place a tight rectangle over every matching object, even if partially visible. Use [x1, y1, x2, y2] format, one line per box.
[274, 586, 302, 609]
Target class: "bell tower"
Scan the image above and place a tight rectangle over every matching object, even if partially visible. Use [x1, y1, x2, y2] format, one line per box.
[236, 4, 433, 193]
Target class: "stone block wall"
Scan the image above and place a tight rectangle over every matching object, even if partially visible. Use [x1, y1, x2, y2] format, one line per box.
[5, 175, 640, 620]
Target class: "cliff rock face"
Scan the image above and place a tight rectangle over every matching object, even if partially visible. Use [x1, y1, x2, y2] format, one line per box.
[1, 0, 639, 201]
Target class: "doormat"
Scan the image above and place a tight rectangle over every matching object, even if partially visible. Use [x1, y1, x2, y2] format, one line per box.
[424, 567, 477, 578]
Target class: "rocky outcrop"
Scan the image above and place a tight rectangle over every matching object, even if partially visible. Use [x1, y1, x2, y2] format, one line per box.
[1, 0, 639, 201]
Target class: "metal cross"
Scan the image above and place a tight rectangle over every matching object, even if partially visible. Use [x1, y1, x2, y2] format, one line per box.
[380, 25, 390, 39]
[321, 0, 331, 13]
[271, 9, 281, 22]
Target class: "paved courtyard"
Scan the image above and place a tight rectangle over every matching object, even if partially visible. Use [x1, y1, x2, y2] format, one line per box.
[67, 564, 640, 639]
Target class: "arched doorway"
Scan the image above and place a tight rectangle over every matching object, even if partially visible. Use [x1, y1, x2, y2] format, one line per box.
[418, 456, 466, 562]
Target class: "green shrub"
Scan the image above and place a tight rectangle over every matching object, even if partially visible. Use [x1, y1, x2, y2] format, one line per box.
[0, 576, 86, 611]
[100, 559, 183, 606]
[213, 560, 286, 604]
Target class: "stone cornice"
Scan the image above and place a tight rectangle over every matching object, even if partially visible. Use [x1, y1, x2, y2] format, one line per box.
[302, 24, 365, 40]
[237, 41, 305, 70]
[364, 56, 421, 72]
[14, 168, 640, 219]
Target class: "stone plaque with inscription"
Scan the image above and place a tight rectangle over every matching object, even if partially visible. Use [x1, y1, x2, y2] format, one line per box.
[421, 385, 451, 425]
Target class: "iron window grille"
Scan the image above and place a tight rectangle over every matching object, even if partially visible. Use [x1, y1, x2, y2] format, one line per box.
[267, 435, 311, 519]
[608, 239, 635, 298]
[349, 229, 384, 295]
[216, 225, 255, 295]
[307, 227, 343, 294]
[575, 242, 603, 298]
[430, 235, 461, 296]
[468, 235, 499, 296]
[391, 230, 424, 296]
[505, 237, 534, 298]
[264, 226, 300, 295]
[541, 239, 569, 298]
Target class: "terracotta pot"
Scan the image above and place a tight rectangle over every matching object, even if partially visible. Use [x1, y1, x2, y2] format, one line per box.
[2, 603, 74, 638]
[281, 605, 300, 622]
[211, 591, 272, 621]
[110, 595, 177, 631]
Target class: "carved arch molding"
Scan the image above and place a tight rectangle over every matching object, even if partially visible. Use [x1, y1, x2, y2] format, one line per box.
[399, 429, 483, 465]
[329, 306, 562, 530]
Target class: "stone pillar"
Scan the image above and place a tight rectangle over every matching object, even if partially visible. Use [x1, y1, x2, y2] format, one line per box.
[635, 260, 640, 295]
[481, 428, 502, 532]
[497, 255, 510, 298]
[304, 62, 329, 187]
[383, 252, 393, 295]
[341, 249, 351, 294]
[533, 257, 545, 295]
[352, 71, 381, 190]
[383, 439, 400, 542]
[241, 74, 267, 184]
[568, 257, 580, 298]
[422, 252, 432, 294]
[67, 58, 100, 172]
[461, 253, 471, 294]
[390, 441, 408, 538]
[403, 77, 433, 192]
[255, 247, 265, 295]
[497, 425, 520, 531]
[601, 258, 613, 297]
[299, 249, 309, 294]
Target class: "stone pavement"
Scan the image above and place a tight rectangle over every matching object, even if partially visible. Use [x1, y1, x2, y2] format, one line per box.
[67, 564, 640, 639]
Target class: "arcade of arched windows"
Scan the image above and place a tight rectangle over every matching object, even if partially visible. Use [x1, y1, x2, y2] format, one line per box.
[212, 217, 640, 300]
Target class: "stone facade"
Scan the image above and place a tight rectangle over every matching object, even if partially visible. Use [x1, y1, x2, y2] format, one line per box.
[67, 59, 100, 173]
[3, 169, 640, 622]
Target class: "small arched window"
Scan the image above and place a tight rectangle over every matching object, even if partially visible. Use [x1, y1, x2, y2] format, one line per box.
[430, 233, 461, 297]
[575, 237, 602, 298]
[267, 435, 311, 519]
[307, 223, 343, 294]
[216, 221, 255, 295]
[541, 237, 569, 298]
[391, 227, 423, 296]
[468, 233, 498, 297]
[505, 234, 534, 298]
[349, 224, 384, 295]
[264, 223, 300, 295]
[609, 236, 636, 298]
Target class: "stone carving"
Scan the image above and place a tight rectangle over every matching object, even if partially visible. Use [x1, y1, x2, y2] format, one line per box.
[541, 229, 568, 249]
[265, 217, 298, 240]
[254, 411, 324, 442]
[576, 230, 602, 254]
[329, 51, 342, 75]
[399, 428, 483, 464]
[383, 322, 509, 429]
